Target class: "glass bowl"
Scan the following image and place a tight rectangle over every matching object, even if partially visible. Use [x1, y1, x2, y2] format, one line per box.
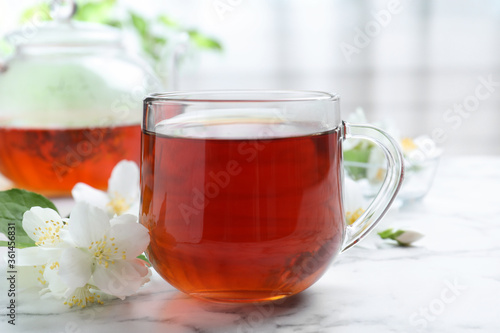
[344, 154, 441, 204]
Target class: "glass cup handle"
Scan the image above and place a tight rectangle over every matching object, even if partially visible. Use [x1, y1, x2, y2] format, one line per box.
[341, 121, 405, 251]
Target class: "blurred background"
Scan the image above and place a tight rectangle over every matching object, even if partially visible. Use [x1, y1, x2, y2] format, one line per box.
[1, 0, 499, 155]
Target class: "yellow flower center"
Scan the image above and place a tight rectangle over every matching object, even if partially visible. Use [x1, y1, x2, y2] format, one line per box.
[64, 285, 103, 308]
[107, 195, 130, 216]
[34, 219, 63, 246]
[374, 168, 386, 182]
[49, 261, 60, 270]
[34, 264, 47, 286]
[401, 137, 417, 153]
[346, 208, 365, 225]
[88, 235, 121, 268]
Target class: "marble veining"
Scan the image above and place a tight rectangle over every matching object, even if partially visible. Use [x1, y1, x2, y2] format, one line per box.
[1, 156, 500, 332]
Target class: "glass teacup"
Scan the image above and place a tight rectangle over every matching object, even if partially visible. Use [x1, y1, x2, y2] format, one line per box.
[140, 91, 404, 302]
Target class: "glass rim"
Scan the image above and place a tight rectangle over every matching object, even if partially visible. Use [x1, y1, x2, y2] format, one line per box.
[144, 90, 339, 103]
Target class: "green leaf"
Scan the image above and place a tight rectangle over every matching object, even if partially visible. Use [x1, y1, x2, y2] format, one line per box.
[20, 0, 117, 25]
[378, 228, 405, 240]
[20, 3, 51, 23]
[392, 230, 405, 238]
[153, 36, 168, 46]
[106, 20, 123, 28]
[343, 141, 373, 180]
[377, 228, 394, 239]
[130, 11, 149, 38]
[16, 1, 223, 79]
[0, 240, 38, 249]
[0, 38, 13, 58]
[73, 0, 117, 24]
[158, 15, 179, 28]
[137, 254, 151, 265]
[0, 189, 58, 248]
[344, 145, 371, 163]
[187, 30, 222, 51]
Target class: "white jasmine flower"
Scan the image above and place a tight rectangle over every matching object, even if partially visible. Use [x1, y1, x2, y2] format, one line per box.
[344, 176, 366, 225]
[366, 146, 386, 185]
[404, 135, 443, 162]
[14, 207, 69, 290]
[16, 265, 46, 290]
[58, 202, 150, 300]
[22, 206, 68, 249]
[13, 202, 151, 306]
[9, 208, 69, 294]
[72, 160, 140, 217]
[40, 258, 68, 298]
[378, 228, 424, 246]
[394, 230, 425, 246]
[63, 285, 104, 308]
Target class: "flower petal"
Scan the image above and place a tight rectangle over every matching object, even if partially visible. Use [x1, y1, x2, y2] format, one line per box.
[108, 216, 150, 259]
[58, 228, 74, 247]
[344, 176, 365, 214]
[58, 247, 92, 289]
[92, 259, 149, 299]
[43, 259, 68, 297]
[108, 160, 140, 203]
[69, 202, 110, 247]
[17, 265, 45, 290]
[15, 247, 63, 266]
[71, 183, 110, 211]
[63, 286, 101, 308]
[124, 201, 140, 218]
[367, 147, 386, 184]
[22, 207, 64, 244]
[109, 213, 138, 227]
[395, 230, 425, 246]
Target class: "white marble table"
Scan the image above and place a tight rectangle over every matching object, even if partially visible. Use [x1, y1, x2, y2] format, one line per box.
[1, 156, 499, 333]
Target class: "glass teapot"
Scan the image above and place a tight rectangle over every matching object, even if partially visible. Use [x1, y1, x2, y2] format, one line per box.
[0, 0, 163, 196]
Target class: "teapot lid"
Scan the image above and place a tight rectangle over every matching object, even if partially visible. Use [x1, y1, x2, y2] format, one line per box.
[6, 0, 121, 47]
